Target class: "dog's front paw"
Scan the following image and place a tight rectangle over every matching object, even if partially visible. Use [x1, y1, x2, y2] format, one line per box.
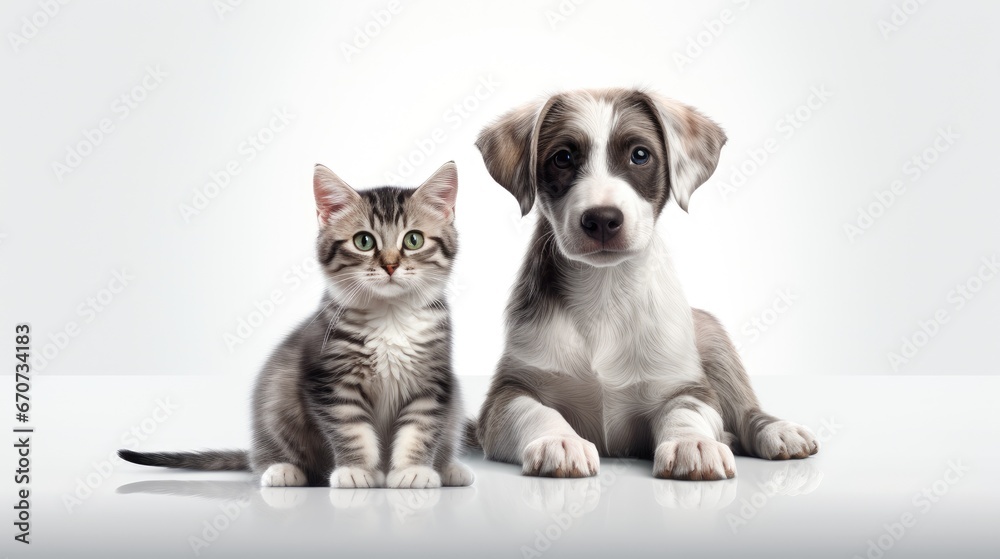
[329, 466, 384, 488]
[387, 465, 441, 489]
[441, 462, 475, 487]
[522, 435, 600, 478]
[756, 421, 819, 460]
[654, 437, 736, 480]
[260, 463, 308, 487]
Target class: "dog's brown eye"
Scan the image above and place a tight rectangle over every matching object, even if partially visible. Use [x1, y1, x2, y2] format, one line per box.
[553, 150, 574, 169]
[631, 147, 650, 165]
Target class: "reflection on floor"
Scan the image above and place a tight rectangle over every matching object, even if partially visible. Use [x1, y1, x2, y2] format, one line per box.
[23, 375, 1000, 558]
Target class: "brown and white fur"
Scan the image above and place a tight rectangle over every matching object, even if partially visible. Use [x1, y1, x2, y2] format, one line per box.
[474, 88, 818, 480]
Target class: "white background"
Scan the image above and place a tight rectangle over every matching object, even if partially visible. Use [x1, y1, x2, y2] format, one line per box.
[2, 0, 998, 378]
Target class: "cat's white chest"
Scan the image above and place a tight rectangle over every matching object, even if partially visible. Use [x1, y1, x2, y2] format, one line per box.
[359, 304, 437, 386]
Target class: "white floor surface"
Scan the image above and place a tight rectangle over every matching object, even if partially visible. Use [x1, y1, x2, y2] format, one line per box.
[4, 374, 997, 558]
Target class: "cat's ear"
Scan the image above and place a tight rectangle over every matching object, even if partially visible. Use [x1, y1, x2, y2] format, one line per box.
[413, 161, 458, 221]
[313, 164, 361, 226]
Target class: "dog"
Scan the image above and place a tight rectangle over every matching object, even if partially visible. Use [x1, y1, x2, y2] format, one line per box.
[473, 88, 818, 480]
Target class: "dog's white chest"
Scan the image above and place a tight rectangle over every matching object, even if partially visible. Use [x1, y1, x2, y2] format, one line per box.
[570, 257, 701, 388]
[580, 302, 696, 391]
[505, 242, 704, 412]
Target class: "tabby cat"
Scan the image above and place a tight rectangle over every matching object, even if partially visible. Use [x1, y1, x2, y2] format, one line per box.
[119, 161, 474, 488]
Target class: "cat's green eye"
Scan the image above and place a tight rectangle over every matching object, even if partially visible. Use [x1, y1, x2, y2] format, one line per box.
[403, 230, 424, 250]
[353, 232, 376, 251]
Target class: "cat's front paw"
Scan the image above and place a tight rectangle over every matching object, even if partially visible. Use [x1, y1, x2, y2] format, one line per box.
[441, 462, 475, 487]
[654, 437, 736, 481]
[259, 487, 309, 509]
[387, 465, 442, 489]
[260, 463, 308, 487]
[329, 466, 384, 488]
[756, 421, 819, 460]
[522, 435, 599, 477]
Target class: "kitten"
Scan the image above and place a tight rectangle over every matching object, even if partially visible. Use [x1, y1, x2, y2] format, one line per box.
[119, 161, 474, 488]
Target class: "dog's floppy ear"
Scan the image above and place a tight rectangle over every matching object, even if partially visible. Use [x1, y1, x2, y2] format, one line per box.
[475, 97, 555, 216]
[643, 93, 727, 212]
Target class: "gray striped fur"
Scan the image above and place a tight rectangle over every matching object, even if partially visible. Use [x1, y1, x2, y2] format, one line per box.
[119, 162, 473, 488]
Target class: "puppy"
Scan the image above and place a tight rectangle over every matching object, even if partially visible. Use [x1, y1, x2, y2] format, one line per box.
[474, 88, 818, 480]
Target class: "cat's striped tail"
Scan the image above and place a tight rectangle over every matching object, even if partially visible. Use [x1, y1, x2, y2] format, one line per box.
[118, 449, 250, 471]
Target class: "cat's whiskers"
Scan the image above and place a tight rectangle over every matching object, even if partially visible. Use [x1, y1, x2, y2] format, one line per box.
[406, 269, 453, 307]
[319, 275, 371, 353]
[303, 295, 339, 331]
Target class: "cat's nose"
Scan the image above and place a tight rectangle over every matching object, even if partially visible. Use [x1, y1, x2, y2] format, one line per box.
[383, 264, 397, 276]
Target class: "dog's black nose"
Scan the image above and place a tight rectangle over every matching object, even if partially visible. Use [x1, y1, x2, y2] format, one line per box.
[580, 206, 624, 242]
